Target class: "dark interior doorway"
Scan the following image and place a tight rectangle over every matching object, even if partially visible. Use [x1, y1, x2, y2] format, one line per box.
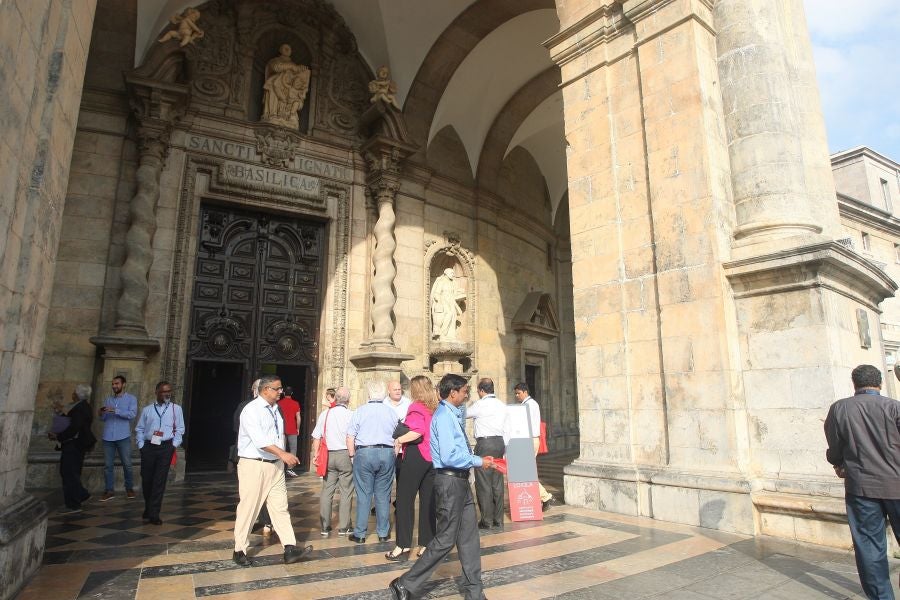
[186, 361, 244, 472]
[261, 363, 310, 470]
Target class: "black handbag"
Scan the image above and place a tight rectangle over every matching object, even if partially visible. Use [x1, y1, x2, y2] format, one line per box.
[392, 421, 411, 439]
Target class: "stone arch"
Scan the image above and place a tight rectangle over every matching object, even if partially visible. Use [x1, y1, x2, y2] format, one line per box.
[477, 66, 561, 194]
[426, 125, 475, 186]
[498, 147, 553, 227]
[402, 0, 555, 159]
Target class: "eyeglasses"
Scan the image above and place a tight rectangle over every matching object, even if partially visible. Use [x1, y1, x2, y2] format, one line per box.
[267, 386, 284, 392]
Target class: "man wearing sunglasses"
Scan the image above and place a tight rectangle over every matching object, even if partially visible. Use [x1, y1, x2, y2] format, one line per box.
[233, 374, 312, 566]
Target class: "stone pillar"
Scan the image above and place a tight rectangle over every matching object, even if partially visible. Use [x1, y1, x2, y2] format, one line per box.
[113, 76, 187, 336]
[90, 77, 186, 390]
[0, 1, 98, 597]
[715, 0, 841, 248]
[549, 0, 754, 533]
[349, 102, 417, 379]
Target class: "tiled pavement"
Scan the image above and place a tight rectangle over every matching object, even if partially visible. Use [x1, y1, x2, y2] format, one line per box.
[17, 458, 889, 600]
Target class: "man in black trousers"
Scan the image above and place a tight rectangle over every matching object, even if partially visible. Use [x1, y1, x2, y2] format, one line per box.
[135, 381, 185, 525]
[466, 378, 507, 530]
[390, 373, 495, 600]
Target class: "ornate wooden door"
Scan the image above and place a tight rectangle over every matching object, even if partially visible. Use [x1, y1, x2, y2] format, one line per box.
[187, 204, 324, 372]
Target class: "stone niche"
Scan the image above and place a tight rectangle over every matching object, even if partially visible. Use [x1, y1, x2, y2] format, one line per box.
[134, 0, 371, 139]
[425, 235, 476, 375]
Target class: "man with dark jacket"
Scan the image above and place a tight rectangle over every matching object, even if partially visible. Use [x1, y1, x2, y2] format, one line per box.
[51, 384, 96, 514]
[825, 364, 900, 600]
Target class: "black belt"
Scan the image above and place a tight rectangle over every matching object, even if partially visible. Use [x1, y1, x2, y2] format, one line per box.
[356, 444, 392, 449]
[242, 457, 278, 463]
[143, 439, 173, 445]
[328, 449, 348, 452]
[476, 436, 504, 440]
[435, 468, 469, 479]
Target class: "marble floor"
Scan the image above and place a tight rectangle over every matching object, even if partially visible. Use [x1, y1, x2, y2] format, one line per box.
[17, 456, 885, 599]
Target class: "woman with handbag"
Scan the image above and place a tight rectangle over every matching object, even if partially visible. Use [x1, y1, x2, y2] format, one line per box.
[385, 375, 439, 561]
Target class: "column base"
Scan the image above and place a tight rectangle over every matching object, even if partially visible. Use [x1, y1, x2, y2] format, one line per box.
[564, 459, 854, 547]
[349, 344, 414, 373]
[0, 494, 48, 600]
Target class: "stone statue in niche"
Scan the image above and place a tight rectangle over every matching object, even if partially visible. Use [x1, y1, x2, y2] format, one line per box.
[261, 44, 311, 129]
[430, 268, 465, 341]
[368, 65, 400, 110]
[157, 7, 205, 47]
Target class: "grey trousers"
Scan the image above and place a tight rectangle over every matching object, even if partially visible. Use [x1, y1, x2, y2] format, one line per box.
[473, 436, 505, 526]
[399, 472, 483, 600]
[320, 449, 354, 530]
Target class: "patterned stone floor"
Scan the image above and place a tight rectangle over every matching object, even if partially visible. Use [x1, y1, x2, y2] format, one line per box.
[17, 460, 886, 599]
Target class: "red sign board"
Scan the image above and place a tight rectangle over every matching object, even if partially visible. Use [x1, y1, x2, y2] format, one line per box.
[508, 481, 543, 522]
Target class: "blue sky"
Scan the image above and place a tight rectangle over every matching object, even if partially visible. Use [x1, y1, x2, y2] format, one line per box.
[804, 0, 900, 160]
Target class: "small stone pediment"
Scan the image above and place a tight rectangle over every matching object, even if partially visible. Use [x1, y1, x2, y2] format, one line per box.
[512, 292, 559, 339]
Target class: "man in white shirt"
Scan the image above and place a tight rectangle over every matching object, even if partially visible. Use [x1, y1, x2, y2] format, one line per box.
[466, 377, 508, 529]
[513, 382, 554, 510]
[386, 380, 411, 421]
[311, 386, 355, 537]
[233, 374, 312, 566]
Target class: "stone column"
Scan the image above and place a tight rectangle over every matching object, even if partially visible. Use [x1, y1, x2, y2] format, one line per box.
[113, 76, 187, 336]
[90, 78, 187, 407]
[349, 102, 417, 379]
[715, 0, 841, 248]
[0, 1, 98, 597]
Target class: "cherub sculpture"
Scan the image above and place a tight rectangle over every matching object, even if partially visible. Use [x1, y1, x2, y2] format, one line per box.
[368, 65, 401, 110]
[158, 7, 204, 47]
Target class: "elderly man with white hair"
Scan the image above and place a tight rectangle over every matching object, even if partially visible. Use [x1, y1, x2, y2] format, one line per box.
[346, 380, 398, 543]
[51, 384, 97, 514]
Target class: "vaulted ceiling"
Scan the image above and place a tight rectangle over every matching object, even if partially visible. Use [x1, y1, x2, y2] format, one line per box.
[135, 0, 568, 218]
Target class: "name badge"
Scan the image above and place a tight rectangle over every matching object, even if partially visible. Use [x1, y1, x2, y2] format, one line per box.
[151, 430, 163, 445]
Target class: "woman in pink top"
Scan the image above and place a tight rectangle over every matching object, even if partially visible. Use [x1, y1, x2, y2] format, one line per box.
[385, 375, 439, 561]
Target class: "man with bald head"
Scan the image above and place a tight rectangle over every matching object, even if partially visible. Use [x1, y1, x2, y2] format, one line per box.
[311, 387, 355, 536]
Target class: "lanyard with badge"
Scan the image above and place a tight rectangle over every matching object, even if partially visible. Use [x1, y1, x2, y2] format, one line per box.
[151, 403, 169, 445]
[268, 404, 284, 448]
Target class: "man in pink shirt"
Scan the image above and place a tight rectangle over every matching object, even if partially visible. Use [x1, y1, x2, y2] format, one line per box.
[278, 387, 302, 478]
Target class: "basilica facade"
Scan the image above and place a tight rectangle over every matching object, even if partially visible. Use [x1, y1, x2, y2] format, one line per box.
[1, 0, 896, 596]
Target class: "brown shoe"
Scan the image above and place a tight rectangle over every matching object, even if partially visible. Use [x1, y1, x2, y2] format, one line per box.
[100, 492, 114, 502]
[126, 490, 136, 499]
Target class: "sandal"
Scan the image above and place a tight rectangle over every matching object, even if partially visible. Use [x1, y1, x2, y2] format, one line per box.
[417, 546, 427, 557]
[385, 547, 410, 562]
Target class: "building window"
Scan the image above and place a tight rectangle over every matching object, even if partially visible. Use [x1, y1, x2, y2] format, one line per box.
[862, 232, 871, 251]
[881, 178, 892, 211]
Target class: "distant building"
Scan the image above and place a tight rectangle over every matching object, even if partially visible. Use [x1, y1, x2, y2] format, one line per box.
[833, 147, 900, 396]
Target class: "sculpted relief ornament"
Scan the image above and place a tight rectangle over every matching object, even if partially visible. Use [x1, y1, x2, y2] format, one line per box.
[158, 7, 205, 47]
[430, 268, 465, 341]
[368, 65, 400, 110]
[262, 44, 311, 129]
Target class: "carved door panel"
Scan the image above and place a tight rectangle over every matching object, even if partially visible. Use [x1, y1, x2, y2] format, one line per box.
[188, 204, 324, 370]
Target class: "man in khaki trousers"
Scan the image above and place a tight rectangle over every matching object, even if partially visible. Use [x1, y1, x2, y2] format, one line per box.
[233, 374, 312, 566]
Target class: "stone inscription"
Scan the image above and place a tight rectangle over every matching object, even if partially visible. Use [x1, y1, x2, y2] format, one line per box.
[187, 134, 352, 182]
[221, 161, 321, 196]
[188, 135, 255, 161]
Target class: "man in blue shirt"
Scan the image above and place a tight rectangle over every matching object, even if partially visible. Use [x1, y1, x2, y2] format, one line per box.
[98, 375, 138, 501]
[135, 381, 185, 525]
[346, 380, 397, 543]
[390, 374, 495, 600]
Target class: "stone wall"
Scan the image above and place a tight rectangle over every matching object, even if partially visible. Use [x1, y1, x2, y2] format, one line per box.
[0, 1, 97, 597]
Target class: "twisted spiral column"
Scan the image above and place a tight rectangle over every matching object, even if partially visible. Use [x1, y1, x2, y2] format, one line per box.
[114, 130, 168, 334]
[370, 191, 397, 342]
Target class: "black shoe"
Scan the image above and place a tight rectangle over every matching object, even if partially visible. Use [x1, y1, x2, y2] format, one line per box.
[232, 550, 253, 567]
[385, 547, 410, 562]
[348, 534, 366, 543]
[337, 527, 351, 536]
[321, 527, 332, 537]
[149, 518, 163, 525]
[491, 522, 504, 531]
[389, 577, 413, 600]
[541, 497, 555, 512]
[378, 536, 390, 542]
[284, 544, 313, 564]
[478, 521, 491, 531]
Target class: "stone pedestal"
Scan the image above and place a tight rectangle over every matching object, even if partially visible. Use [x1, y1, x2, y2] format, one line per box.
[89, 335, 160, 405]
[349, 345, 414, 394]
[429, 343, 474, 377]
